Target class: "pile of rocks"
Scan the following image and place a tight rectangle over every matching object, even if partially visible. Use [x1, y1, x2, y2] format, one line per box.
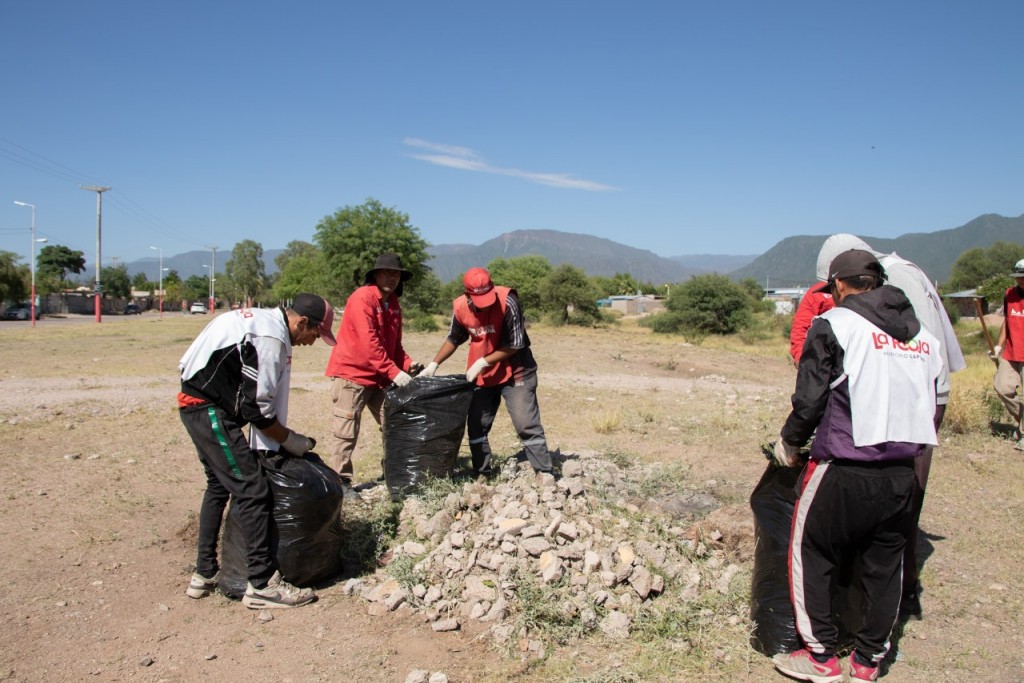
[344, 451, 742, 651]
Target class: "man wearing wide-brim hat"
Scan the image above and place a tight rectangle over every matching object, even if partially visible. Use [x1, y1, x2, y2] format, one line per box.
[324, 253, 421, 500]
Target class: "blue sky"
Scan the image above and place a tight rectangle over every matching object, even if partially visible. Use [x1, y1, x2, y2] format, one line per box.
[2, 1, 1022, 276]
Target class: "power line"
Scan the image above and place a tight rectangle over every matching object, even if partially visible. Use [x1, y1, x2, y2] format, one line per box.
[0, 136, 214, 253]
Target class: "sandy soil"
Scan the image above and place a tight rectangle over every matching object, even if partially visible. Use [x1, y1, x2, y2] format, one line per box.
[0, 314, 1022, 682]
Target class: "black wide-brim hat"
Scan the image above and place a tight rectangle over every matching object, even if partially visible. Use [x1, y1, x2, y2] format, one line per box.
[364, 252, 413, 295]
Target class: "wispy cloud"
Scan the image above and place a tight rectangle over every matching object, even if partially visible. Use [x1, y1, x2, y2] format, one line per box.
[403, 138, 618, 192]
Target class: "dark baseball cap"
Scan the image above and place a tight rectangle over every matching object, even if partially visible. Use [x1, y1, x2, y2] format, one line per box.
[827, 249, 886, 283]
[291, 293, 337, 346]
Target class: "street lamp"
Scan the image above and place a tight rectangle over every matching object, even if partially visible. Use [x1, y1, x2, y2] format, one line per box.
[13, 201, 44, 328]
[81, 185, 111, 323]
[149, 246, 163, 319]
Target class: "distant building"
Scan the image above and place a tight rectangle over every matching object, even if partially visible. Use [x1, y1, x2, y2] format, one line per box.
[764, 287, 807, 316]
[944, 289, 987, 318]
[596, 294, 665, 315]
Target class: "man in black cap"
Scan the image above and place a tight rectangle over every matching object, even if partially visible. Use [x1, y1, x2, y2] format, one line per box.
[770, 250, 943, 683]
[178, 293, 336, 609]
[325, 253, 421, 499]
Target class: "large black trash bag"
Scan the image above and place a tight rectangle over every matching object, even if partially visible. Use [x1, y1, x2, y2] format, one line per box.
[382, 375, 475, 500]
[750, 462, 803, 655]
[219, 452, 345, 599]
[749, 462, 864, 655]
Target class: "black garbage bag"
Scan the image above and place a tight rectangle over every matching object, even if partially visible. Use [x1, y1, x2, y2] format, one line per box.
[219, 452, 344, 599]
[382, 375, 475, 500]
[750, 461, 803, 655]
[749, 461, 864, 655]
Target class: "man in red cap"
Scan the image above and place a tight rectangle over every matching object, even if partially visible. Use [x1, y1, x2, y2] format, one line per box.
[325, 253, 421, 499]
[993, 258, 1024, 450]
[421, 267, 553, 478]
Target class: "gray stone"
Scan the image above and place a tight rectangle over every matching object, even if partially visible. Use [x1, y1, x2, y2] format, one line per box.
[431, 618, 460, 632]
[599, 610, 632, 638]
[520, 536, 551, 557]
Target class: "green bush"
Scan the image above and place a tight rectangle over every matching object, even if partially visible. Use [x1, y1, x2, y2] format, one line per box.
[660, 274, 753, 337]
[405, 311, 440, 332]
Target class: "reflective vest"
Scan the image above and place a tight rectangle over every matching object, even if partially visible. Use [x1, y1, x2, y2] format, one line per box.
[453, 287, 514, 387]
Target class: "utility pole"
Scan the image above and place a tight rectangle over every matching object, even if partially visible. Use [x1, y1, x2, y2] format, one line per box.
[81, 185, 111, 322]
[207, 245, 218, 313]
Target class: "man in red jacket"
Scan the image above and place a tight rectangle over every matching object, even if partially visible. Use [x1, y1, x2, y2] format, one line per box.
[789, 282, 835, 366]
[993, 258, 1024, 450]
[325, 253, 420, 499]
[421, 267, 553, 478]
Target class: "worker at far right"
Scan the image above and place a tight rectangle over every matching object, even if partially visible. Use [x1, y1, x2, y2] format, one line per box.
[992, 258, 1024, 451]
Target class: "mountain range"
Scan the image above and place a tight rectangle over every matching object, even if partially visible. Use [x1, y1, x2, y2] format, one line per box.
[125, 213, 1023, 288]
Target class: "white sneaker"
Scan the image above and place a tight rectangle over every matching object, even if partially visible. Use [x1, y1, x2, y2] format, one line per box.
[242, 570, 316, 609]
[186, 572, 217, 599]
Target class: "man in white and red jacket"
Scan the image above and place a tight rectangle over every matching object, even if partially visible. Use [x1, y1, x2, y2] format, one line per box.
[422, 267, 553, 477]
[771, 249, 942, 683]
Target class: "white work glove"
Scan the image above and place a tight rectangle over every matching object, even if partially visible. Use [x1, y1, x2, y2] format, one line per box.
[772, 437, 802, 468]
[420, 362, 439, 378]
[990, 344, 1003, 361]
[393, 371, 413, 387]
[281, 430, 316, 456]
[466, 357, 491, 382]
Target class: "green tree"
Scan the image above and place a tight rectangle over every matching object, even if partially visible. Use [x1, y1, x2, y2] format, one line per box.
[0, 251, 28, 303]
[439, 276, 464, 309]
[162, 270, 183, 309]
[36, 244, 86, 292]
[659, 273, 752, 336]
[224, 239, 267, 306]
[272, 241, 332, 303]
[487, 255, 553, 319]
[947, 241, 1024, 292]
[402, 268, 445, 317]
[314, 198, 431, 308]
[131, 271, 152, 291]
[101, 264, 132, 299]
[183, 275, 209, 303]
[540, 264, 601, 326]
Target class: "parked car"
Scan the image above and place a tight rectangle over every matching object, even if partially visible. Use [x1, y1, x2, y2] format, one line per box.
[2, 303, 39, 321]
[123, 303, 142, 315]
[189, 302, 208, 315]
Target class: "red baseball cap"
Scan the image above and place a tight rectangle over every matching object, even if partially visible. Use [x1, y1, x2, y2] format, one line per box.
[463, 267, 497, 308]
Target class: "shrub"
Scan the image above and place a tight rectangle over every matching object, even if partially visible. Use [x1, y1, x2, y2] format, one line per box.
[662, 274, 752, 337]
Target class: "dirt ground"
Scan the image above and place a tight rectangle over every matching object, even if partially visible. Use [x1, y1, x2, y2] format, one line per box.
[1, 313, 1023, 682]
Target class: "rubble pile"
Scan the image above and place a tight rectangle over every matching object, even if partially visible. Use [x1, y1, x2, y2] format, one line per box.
[345, 451, 742, 649]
